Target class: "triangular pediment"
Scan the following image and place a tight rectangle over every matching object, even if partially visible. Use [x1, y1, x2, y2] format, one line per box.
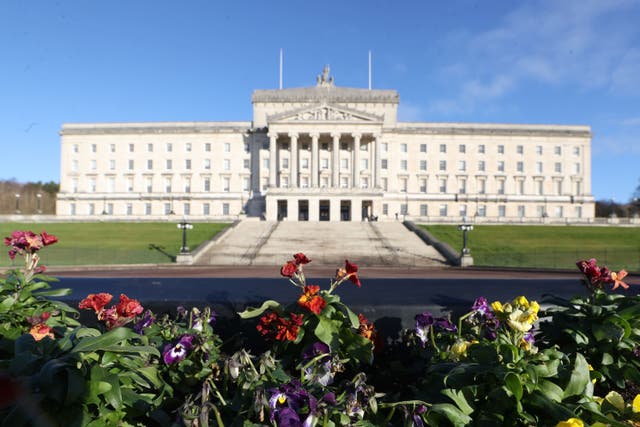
[268, 104, 383, 123]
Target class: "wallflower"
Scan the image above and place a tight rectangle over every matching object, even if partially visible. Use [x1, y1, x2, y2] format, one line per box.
[79, 293, 113, 313]
[298, 285, 326, 315]
[79, 293, 143, 330]
[257, 312, 303, 342]
[4, 230, 58, 259]
[345, 260, 361, 287]
[115, 293, 144, 318]
[555, 418, 583, 427]
[293, 252, 311, 265]
[29, 324, 54, 341]
[163, 335, 195, 365]
[281, 261, 298, 278]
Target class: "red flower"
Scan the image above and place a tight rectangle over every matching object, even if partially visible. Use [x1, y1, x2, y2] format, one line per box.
[293, 253, 311, 265]
[358, 313, 382, 351]
[29, 324, 54, 341]
[115, 294, 143, 318]
[257, 311, 303, 342]
[79, 293, 113, 313]
[345, 260, 361, 287]
[298, 285, 327, 315]
[41, 231, 58, 246]
[608, 270, 629, 290]
[281, 261, 298, 278]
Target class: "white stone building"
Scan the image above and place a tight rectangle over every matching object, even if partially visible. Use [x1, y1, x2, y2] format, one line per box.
[57, 67, 595, 222]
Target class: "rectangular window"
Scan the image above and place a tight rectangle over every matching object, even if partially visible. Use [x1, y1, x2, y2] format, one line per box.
[89, 178, 96, 192]
[302, 176, 309, 188]
[459, 144, 466, 153]
[184, 178, 191, 193]
[166, 143, 173, 152]
[222, 203, 230, 215]
[361, 177, 369, 189]
[420, 204, 428, 216]
[573, 163, 580, 174]
[126, 203, 132, 215]
[263, 158, 269, 169]
[321, 177, 329, 188]
[203, 203, 210, 215]
[107, 177, 115, 193]
[381, 159, 388, 169]
[361, 158, 369, 170]
[71, 160, 78, 171]
[204, 159, 211, 170]
[184, 203, 190, 215]
[302, 158, 309, 169]
[478, 205, 486, 217]
[224, 159, 231, 171]
[185, 159, 191, 170]
[110, 144, 116, 153]
[439, 204, 448, 217]
[91, 144, 97, 153]
[459, 179, 467, 194]
[400, 159, 408, 170]
[71, 178, 78, 193]
[129, 143, 134, 152]
[381, 177, 388, 191]
[164, 203, 171, 215]
[536, 162, 543, 174]
[382, 203, 388, 215]
[400, 178, 408, 192]
[205, 143, 211, 152]
[517, 145, 524, 154]
[341, 177, 349, 188]
[145, 177, 152, 193]
[204, 177, 211, 192]
[498, 145, 504, 154]
[497, 161, 505, 172]
[282, 158, 289, 169]
[321, 158, 329, 169]
[400, 143, 407, 153]
[147, 159, 153, 170]
[439, 160, 446, 171]
[147, 143, 153, 152]
[517, 161, 524, 173]
[420, 160, 427, 171]
[420, 144, 427, 153]
[555, 162, 562, 173]
[73, 144, 79, 153]
[536, 145, 543, 155]
[420, 178, 427, 193]
[166, 159, 173, 169]
[459, 204, 467, 218]
[439, 144, 446, 153]
[127, 177, 134, 192]
[243, 177, 250, 191]
[223, 177, 230, 192]
[224, 143, 231, 152]
[556, 180, 562, 195]
[400, 204, 408, 215]
[498, 205, 506, 217]
[244, 142, 250, 152]
[537, 205, 546, 218]
[381, 143, 388, 152]
[573, 146, 580, 156]
[109, 159, 116, 170]
[478, 160, 485, 172]
[478, 179, 486, 194]
[575, 206, 582, 218]
[185, 142, 192, 152]
[517, 180, 525, 195]
[107, 203, 114, 215]
[458, 160, 466, 172]
[537, 180, 544, 195]
[439, 178, 447, 193]
[497, 179, 505, 195]
[518, 205, 525, 218]
[145, 203, 151, 215]
[128, 159, 134, 170]
[555, 206, 563, 218]
[164, 177, 172, 193]
[478, 144, 485, 154]
[555, 146, 562, 155]
[341, 158, 349, 169]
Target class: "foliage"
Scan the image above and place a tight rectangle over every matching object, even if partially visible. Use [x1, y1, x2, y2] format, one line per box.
[3, 230, 640, 426]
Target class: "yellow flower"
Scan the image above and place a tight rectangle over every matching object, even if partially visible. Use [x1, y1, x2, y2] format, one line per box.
[555, 418, 583, 427]
[529, 300, 540, 314]
[633, 394, 640, 413]
[491, 301, 503, 313]
[513, 295, 529, 308]
[507, 309, 533, 332]
[450, 340, 469, 358]
[588, 364, 597, 384]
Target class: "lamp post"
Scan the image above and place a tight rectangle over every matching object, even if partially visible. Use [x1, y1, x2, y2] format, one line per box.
[36, 193, 42, 214]
[15, 194, 21, 214]
[457, 217, 474, 267]
[177, 218, 193, 253]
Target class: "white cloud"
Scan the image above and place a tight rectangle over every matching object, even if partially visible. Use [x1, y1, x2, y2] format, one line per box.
[621, 116, 640, 126]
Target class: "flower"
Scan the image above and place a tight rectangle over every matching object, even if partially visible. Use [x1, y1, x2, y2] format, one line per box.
[79, 293, 113, 313]
[609, 269, 629, 290]
[472, 297, 490, 316]
[298, 285, 326, 315]
[633, 394, 640, 413]
[293, 252, 311, 265]
[302, 342, 334, 386]
[257, 312, 304, 342]
[4, 230, 58, 259]
[115, 294, 143, 318]
[40, 231, 58, 246]
[133, 310, 156, 334]
[555, 418, 583, 427]
[268, 380, 314, 426]
[450, 339, 470, 358]
[29, 324, 54, 341]
[163, 335, 195, 365]
[415, 312, 434, 346]
[281, 261, 298, 278]
[491, 300, 504, 313]
[345, 260, 361, 287]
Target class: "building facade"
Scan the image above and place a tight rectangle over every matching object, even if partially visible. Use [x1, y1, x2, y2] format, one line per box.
[57, 68, 595, 222]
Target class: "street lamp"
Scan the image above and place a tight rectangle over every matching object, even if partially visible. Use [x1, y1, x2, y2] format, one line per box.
[15, 194, 21, 213]
[36, 193, 42, 214]
[177, 218, 193, 253]
[457, 217, 474, 256]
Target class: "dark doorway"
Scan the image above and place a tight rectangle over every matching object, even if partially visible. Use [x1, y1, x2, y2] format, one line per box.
[362, 200, 373, 220]
[341, 200, 351, 221]
[319, 200, 330, 221]
[277, 200, 287, 221]
[298, 200, 309, 221]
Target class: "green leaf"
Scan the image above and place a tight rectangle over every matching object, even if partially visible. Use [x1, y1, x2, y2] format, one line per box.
[563, 353, 589, 399]
[430, 403, 473, 426]
[504, 372, 523, 401]
[102, 344, 160, 357]
[71, 327, 136, 353]
[0, 295, 17, 313]
[104, 375, 123, 410]
[33, 288, 72, 297]
[442, 388, 474, 415]
[237, 300, 282, 319]
[338, 302, 360, 329]
[314, 315, 340, 347]
[538, 379, 564, 403]
[601, 352, 614, 366]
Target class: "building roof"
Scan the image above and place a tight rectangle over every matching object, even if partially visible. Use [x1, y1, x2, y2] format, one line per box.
[252, 86, 399, 104]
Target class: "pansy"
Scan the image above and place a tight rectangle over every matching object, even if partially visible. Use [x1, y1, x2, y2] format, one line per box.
[472, 296, 490, 316]
[268, 380, 314, 425]
[133, 310, 156, 334]
[29, 324, 54, 341]
[163, 335, 195, 365]
[415, 312, 434, 346]
[302, 342, 334, 386]
[555, 418, 584, 427]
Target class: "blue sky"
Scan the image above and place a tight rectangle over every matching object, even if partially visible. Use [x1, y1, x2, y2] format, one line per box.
[1, 0, 639, 201]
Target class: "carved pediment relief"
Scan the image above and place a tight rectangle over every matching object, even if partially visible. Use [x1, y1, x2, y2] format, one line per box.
[269, 104, 382, 123]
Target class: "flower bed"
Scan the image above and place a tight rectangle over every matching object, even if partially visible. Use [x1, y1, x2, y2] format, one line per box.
[1, 230, 640, 426]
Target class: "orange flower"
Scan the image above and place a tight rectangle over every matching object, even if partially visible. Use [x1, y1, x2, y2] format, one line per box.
[115, 294, 143, 318]
[257, 312, 304, 342]
[610, 270, 629, 290]
[298, 285, 327, 315]
[280, 261, 298, 278]
[29, 324, 54, 341]
[79, 293, 113, 313]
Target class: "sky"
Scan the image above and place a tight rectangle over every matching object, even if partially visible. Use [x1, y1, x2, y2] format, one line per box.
[1, 0, 639, 201]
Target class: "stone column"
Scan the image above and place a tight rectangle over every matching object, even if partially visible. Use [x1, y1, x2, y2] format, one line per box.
[332, 133, 340, 188]
[311, 133, 319, 188]
[353, 133, 361, 189]
[289, 132, 298, 188]
[268, 133, 277, 187]
[373, 134, 381, 189]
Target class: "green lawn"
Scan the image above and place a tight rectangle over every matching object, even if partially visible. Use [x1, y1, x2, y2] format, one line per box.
[421, 225, 640, 271]
[0, 222, 231, 267]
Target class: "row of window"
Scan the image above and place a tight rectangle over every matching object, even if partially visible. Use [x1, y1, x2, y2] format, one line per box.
[72, 142, 248, 154]
[69, 176, 251, 193]
[68, 202, 232, 216]
[421, 143, 580, 156]
[381, 203, 583, 218]
[71, 158, 249, 172]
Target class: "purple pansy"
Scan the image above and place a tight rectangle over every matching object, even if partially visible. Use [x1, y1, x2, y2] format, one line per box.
[163, 335, 195, 365]
[301, 342, 334, 386]
[133, 309, 155, 334]
[472, 297, 490, 316]
[268, 379, 316, 426]
[415, 312, 434, 346]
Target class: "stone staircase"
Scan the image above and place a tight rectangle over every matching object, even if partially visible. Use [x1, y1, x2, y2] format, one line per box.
[195, 220, 448, 267]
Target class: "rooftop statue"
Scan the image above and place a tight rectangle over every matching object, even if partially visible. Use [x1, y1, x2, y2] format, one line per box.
[316, 64, 334, 87]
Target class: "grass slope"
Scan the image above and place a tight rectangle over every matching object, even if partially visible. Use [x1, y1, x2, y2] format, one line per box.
[422, 225, 640, 271]
[0, 222, 230, 266]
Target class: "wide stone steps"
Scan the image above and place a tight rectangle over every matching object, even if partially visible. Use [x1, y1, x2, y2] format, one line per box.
[195, 220, 447, 267]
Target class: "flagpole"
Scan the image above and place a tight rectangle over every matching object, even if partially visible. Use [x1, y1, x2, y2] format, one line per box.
[368, 50, 372, 90]
[279, 48, 283, 89]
